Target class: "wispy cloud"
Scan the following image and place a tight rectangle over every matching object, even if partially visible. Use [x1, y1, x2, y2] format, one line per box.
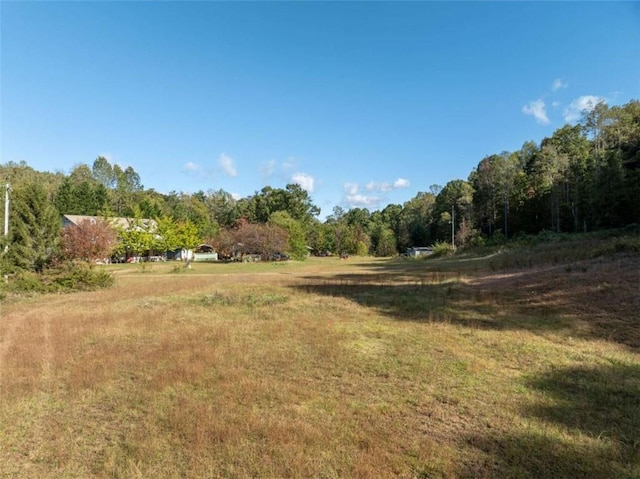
[183, 161, 201, 172]
[551, 78, 568, 91]
[522, 78, 571, 124]
[219, 153, 237, 177]
[281, 161, 295, 171]
[260, 159, 297, 182]
[365, 178, 411, 192]
[344, 182, 359, 196]
[261, 160, 277, 180]
[345, 193, 382, 208]
[366, 181, 392, 192]
[291, 172, 315, 192]
[342, 182, 383, 209]
[342, 178, 409, 209]
[563, 95, 605, 123]
[522, 99, 550, 125]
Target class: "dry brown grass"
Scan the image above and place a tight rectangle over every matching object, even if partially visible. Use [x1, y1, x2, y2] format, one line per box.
[1, 251, 638, 478]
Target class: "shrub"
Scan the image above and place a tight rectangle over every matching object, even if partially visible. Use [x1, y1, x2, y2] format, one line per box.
[430, 241, 455, 258]
[356, 241, 369, 257]
[49, 262, 114, 291]
[11, 271, 50, 293]
[3, 262, 114, 296]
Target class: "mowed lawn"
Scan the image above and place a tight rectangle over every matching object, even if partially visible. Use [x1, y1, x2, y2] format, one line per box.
[1, 253, 638, 479]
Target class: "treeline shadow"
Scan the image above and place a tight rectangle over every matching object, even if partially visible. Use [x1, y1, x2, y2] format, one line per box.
[292, 257, 640, 350]
[456, 362, 640, 478]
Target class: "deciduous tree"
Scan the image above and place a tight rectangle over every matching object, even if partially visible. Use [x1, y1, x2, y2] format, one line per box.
[60, 218, 117, 262]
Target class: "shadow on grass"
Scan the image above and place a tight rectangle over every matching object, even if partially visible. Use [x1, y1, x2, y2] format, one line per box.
[457, 362, 640, 479]
[524, 362, 640, 446]
[293, 278, 574, 333]
[293, 253, 640, 349]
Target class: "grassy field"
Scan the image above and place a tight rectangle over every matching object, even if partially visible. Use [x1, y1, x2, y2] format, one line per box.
[1, 238, 639, 478]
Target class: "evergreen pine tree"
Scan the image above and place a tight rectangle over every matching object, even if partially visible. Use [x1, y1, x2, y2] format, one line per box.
[7, 183, 61, 272]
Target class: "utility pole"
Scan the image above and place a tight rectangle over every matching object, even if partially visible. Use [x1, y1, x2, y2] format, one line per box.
[4, 183, 9, 238]
[4, 183, 10, 253]
[451, 204, 455, 249]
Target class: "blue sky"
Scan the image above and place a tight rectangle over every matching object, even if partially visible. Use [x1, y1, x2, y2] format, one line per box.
[1, 1, 639, 219]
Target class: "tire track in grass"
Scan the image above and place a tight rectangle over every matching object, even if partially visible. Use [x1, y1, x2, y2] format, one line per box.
[0, 307, 24, 387]
[0, 305, 54, 390]
[0, 303, 61, 478]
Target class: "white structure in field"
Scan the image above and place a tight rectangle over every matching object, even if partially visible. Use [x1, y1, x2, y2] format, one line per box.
[406, 247, 433, 257]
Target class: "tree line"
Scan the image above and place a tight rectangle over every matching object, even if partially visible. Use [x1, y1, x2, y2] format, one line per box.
[1, 99, 638, 273]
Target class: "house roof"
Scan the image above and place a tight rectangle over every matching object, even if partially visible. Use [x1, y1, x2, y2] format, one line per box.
[62, 215, 157, 231]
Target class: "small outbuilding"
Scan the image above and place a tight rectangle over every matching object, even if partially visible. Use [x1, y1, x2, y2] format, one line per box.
[194, 244, 218, 262]
[405, 247, 433, 257]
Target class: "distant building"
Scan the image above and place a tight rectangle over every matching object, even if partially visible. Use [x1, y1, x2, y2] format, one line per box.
[62, 214, 159, 262]
[194, 244, 218, 262]
[405, 247, 433, 257]
[61, 214, 157, 232]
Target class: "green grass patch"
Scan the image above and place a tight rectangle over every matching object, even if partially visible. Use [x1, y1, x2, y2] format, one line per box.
[195, 289, 289, 308]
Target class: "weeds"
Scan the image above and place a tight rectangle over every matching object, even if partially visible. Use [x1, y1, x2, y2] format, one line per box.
[197, 290, 289, 308]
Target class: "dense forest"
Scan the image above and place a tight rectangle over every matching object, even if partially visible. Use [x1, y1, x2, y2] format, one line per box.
[1, 99, 638, 272]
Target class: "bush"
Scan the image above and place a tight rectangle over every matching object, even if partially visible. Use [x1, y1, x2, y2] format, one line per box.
[10, 271, 50, 293]
[3, 262, 114, 296]
[49, 262, 114, 291]
[356, 241, 369, 257]
[430, 241, 455, 258]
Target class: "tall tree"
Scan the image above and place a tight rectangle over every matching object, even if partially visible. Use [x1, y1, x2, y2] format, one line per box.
[244, 184, 320, 224]
[432, 180, 474, 246]
[545, 124, 590, 232]
[369, 223, 397, 257]
[400, 191, 436, 248]
[69, 163, 94, 184]
[54, 177, 78, 215]
[7, 183, 61, 272]
[92, 156, 116, 188]
[269, 211, 307, 260]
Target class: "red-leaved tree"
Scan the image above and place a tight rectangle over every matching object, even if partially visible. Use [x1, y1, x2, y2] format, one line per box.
[60, 218, 117, 262]
[211, 219, 288, 260]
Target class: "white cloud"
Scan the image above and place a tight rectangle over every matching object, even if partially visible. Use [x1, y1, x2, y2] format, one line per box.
[291, 172, 315, 192]
[230, 192, 242, 201]
[563, 95, 605, 123]
[393, 178, 410, 188]
[345, 194, 382, 208]
[551, 78, 568, 91]
[261, 160, 276, 179]
[344, 182, 359, 196]
[522, 99, 550, 125]
[343, 183, 385, 208]
[366, 181, 392, 192]
[551, 101, 562, 109]
[219, 153, 237, 177]
[364, 178, 411, 192]
[184, 161, 201, 172]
